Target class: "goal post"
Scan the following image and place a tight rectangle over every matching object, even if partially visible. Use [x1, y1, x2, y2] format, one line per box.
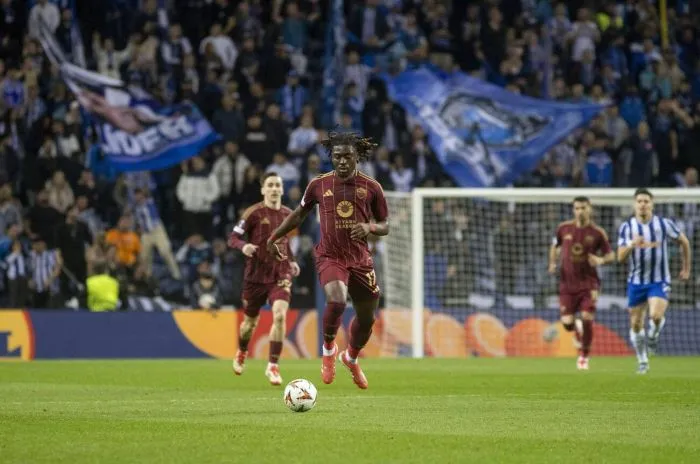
[383, 188, 700, 359]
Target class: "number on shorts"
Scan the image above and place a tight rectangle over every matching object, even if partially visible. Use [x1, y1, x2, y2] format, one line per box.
[366, 270, 378, 291]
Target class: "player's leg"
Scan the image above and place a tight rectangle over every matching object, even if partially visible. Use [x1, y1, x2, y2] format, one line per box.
[264, 280, 292, 386]
[629, 302, 649, 374]
[338, 267, 381, 389]
[559, 293, 582, 352]
[233, 282, 265, 375]
[317, 259, 350, 384]
[646, 289, 669, 354]
[577, 291, 598, 370]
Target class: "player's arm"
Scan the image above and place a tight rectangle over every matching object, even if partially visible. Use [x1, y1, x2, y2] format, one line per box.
[616, 222, 643, 263]
[548, 227, 561, 274]
[267, 206, 311, 257]
[663, 217, 691, 279]
[228, 211, 258, 257]
[589, 227, 615, 267]
[678, 232, 691, 279]
[268, 180, 319, 257]
[351, 183, 390, 241]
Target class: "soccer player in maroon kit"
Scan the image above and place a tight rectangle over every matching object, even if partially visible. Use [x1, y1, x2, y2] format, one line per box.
[548, 196, 615, 370]
[228, 173, 300, 385]
[267, 132, 389, 389]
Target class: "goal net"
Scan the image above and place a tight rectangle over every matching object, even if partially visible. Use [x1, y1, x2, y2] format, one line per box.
[382, 188, 700, 358]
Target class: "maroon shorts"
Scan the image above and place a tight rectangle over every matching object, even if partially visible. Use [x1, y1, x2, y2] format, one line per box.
[317, 258, 380, 302]
[559, 289, 598, 316]
[242, 279, 291, 317]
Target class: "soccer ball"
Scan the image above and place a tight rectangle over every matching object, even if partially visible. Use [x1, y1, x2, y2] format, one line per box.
[283, 379, 317, 412]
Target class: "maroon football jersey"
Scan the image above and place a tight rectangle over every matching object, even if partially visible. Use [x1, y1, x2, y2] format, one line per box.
[300, 171, 389, 267]
[228, 202, 293, 284]
[554, 221, 612, 293]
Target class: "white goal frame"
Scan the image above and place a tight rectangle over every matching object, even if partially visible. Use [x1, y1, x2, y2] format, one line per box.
[401, 187, 700, 358]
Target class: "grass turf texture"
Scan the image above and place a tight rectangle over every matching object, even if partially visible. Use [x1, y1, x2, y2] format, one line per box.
[1, 358, 699, 464]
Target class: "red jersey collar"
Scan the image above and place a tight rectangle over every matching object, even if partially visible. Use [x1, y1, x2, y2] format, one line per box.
[334, 170, 357, 183]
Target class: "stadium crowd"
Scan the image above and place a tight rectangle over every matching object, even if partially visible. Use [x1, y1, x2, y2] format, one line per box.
[1, 0, 700, 309]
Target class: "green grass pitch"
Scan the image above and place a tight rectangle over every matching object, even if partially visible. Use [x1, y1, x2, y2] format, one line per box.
[2, 358, 700, 463]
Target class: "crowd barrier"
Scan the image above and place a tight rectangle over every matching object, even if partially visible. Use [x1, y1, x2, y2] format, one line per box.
[1, 308, 698, 360]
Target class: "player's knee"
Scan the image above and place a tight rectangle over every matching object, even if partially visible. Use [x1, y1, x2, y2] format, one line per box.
[357, 313, 375, 328]
[560, 316, 575, 331]
[271, 309, 287, 327]
[242, 315, 259, 332]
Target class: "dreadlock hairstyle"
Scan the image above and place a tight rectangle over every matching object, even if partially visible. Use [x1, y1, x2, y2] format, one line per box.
[321, 131, 378, 162]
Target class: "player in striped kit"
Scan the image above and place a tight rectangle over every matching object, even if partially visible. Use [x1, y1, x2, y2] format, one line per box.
[617, 189, 691, 374]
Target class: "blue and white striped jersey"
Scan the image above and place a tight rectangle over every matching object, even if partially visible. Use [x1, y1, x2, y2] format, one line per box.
[30, 249, 60, 293]
[617, 215, 681, 285]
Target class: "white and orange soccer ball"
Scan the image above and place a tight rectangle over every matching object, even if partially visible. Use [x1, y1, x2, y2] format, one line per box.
[283, 379, 317, 412]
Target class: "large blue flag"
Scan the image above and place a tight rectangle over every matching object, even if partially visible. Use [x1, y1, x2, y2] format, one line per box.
[37, 18, 219, 173]
[384, 69, 607, 187]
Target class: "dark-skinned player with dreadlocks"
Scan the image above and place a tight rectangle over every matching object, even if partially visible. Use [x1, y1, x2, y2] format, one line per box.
[267, 132, 389, 389]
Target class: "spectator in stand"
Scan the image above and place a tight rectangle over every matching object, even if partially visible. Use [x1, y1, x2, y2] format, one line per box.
[132, 188, 181, 280]
[45, 170, 74, 214]
[212, 93, 245, 142]
[106, 215, 141, 281]
[54, 205, 92, 298]
[28, 236, 62, 308]
[28, 0, 60, 38]
[175, 233, 212, 285]
[389, 153, 414, 193]
[266, 153, 300, 189]
[2, 223, 28, 307]
[276, 71, 308, 123]
[176, 156, 219, 240]
[288, 114, 318, 160]
[0, 182, 21, 238]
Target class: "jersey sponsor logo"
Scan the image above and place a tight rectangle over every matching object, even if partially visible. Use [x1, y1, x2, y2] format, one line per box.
[571, 243, 584, 255]
[323, 189, 334, 197]
[356, 187, 367, 200]
[336, 200, 354, 218]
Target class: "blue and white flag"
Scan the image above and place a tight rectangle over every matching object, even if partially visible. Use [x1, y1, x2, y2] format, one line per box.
[321, 0, 345, 128]
[37, 18, 219, 173]
[384, 69, 607, 187]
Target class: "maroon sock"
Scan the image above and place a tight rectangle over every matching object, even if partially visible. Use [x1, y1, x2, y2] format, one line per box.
[348, 317, 374, 359]
[322, 302, 346, 350]
[582, 320, 594, 357]
[269, 341, 283, 364]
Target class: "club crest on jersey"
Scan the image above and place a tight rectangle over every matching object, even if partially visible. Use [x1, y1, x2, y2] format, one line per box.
[336, 200, 354, 218]
[260, 217, 270, 225]
[584, 235, 594, 244]
[564, 234, 573, 241]
[356, 187, 367, 200]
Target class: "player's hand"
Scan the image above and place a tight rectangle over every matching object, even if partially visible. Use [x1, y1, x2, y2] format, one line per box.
[588, 254, 604, 267]
[241, 243, 258, 257]
[266, 239, 288, 261]
[547, 262, 556, 275]
[290, 262, 300, 277]
[350, 223, 371, 241]
[679, 268, 691, 281]
[631, 235, 645, 247]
